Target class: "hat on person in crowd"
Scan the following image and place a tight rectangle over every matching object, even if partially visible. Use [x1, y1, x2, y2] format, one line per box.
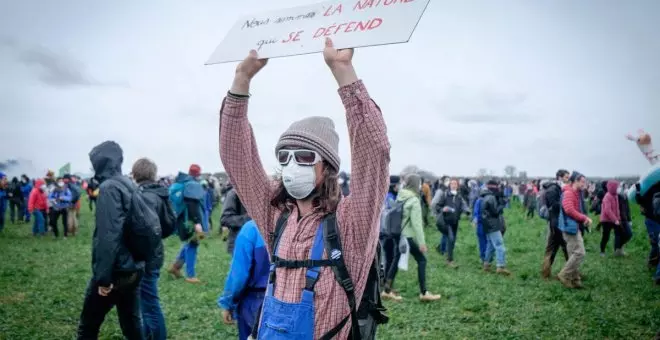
[0, 172, 5, 180]
[189, 164, 201, 177]
[569, 171, 585, 183]
[275, 116, 340, 171]
[403, 173, 421, 190]
[389, 175, 401, 185]
[62, 174, 71, 183]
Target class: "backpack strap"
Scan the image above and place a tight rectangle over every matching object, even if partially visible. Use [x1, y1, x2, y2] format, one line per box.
[321, 213, 362, 340]
[251, 210, 291, 340]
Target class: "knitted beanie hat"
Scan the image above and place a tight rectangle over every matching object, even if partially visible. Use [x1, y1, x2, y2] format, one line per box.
[275, 116, 340, 171]
[569, 171, 584, 183]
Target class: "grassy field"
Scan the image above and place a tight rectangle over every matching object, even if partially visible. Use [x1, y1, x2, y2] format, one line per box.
[0, 198, 658, 339]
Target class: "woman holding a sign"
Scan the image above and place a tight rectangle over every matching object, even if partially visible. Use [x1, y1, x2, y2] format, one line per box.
[219, 38, 390, 339]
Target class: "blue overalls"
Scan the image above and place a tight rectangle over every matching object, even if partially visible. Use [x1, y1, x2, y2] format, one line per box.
[256, 221, 326, 339]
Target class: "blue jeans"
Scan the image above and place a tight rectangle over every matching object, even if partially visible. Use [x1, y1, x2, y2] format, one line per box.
[176, 241, 199, 278]
[140, 269, 166, 340]
[476, 224, 487, 262]
[645, 218, 660, 280]
[32, 210, 45, 235]
[485, 231, 506, 268]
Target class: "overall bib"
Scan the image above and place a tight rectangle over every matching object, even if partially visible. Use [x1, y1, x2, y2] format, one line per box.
[257, 222, 326, 340]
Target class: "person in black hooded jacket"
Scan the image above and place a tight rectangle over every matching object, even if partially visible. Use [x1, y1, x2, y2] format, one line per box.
[77, 141, 145, 340]
[220, 188, 250, 255]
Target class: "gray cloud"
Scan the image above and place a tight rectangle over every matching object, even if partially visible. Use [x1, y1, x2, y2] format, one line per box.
[18, 46, 99, 87]
[438, 86, 538, 124]
[1, 35, 123, 87]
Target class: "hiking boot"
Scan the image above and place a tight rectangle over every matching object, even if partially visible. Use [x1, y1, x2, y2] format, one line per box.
[185, 277, 202, 284]
[483, 263, 491, 272]
[614, 249, 627, 257]
[496, 268, 512, 276]
[572, 279, 584, 289]
[419, 291, 441, 302]
[447, 261, 458, 269]
[381, 291, 403, 301]
[168, 262, 184, 279]
[541, 259, 552, 279]
[557, 274, 576, 289]
[600, 252, 605, 257]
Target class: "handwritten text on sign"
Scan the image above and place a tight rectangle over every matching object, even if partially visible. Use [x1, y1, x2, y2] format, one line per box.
[206, 0, 430, 64]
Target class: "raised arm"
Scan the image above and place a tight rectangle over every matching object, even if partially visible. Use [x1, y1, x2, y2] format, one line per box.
[219, 51, 276, 236]
[328, 39, 390, 252]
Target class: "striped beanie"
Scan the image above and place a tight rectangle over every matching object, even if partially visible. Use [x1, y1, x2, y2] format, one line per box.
[275, 116, 340, 171]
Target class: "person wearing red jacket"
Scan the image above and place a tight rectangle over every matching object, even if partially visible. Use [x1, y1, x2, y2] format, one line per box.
[28, 179, 48, 236]
[557, 171, 593, 288]
[600, 180, 621, 256]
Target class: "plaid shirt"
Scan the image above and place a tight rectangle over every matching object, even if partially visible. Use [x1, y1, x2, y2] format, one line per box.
[220, 80, 390, 339]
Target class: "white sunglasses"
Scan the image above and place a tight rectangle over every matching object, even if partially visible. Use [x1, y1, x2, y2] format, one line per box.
[277, 149, 322, 166]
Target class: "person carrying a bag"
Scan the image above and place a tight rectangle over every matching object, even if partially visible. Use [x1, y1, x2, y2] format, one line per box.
[398, 173, 441, 302]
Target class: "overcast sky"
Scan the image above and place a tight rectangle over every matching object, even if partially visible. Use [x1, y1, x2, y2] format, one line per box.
[1, 0, 658, 178]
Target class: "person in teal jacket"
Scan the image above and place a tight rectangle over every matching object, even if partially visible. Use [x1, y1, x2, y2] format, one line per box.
[218, 220, 269, 340]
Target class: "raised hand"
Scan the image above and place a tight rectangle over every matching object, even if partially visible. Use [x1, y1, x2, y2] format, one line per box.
[231, 50, 268, 95]
[323, 38, 358, 87]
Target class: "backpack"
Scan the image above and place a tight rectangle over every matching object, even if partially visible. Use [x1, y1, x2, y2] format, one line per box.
[636, 181, 660, 223]
[169, 181, 194, 241]
[112, 177, 162, 262]
[69, 183, 82, 204]
[253, 213, 388, 340]
[539, 183, 561, 221]
[380, 198, 411, 238]
[142, 186, 177, 239]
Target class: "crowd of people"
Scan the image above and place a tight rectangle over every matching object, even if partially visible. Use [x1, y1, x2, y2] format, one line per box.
[1, 42, 659, 340]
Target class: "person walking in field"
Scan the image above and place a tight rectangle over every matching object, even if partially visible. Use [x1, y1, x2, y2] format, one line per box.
[557, 171, 593, 289]
[77, 141, 145, 340]
[0, 173, 8, 232]
[540, 169, 570, 279]
[219, 39, 390, 339]
[218, 220, 269, 340]
[399, 173, 442, 301]
[132, 158, 176, 340]
[168, 164, 206, 284]
[434, 178, 469, 268]
[600, 180, 623, 257]
[480, 180, 512, 275]
[220, 186, 250, 256]
[20, 175, 32, 223]
[28, 178, 48, 236]
[48, 179, 72, 239]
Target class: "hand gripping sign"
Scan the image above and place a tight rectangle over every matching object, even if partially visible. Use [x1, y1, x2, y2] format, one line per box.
[206, 0, 430, 64]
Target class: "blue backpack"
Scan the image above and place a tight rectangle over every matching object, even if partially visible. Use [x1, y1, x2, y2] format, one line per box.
[169, 181, 192, 241]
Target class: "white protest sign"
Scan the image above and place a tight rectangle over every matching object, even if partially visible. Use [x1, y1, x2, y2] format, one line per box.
[206, 0, 430, 65]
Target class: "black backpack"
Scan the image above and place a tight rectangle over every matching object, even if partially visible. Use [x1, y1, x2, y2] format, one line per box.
[112, 177, 162, 262]
[380, 198, 411, 238]
[253, 212, 388, 340]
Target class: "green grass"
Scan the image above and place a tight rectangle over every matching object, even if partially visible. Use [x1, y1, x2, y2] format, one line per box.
[0, 199, 658, 339]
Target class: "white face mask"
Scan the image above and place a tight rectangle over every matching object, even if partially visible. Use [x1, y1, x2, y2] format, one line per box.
[451, 190, 458, 195]
[40, 185, 47, 192]
[282, 162, 316, 200]
[444, 180, 450, 187]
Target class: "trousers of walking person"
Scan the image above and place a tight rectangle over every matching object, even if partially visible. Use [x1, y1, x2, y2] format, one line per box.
[382, 235, 401, 294]
[600, 222, 632, 254]
[49, 208, 69, 238]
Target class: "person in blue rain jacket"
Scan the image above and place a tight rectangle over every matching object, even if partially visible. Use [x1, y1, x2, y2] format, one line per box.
[48, 180, 72, 238]
[218, 220, 269, 340]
